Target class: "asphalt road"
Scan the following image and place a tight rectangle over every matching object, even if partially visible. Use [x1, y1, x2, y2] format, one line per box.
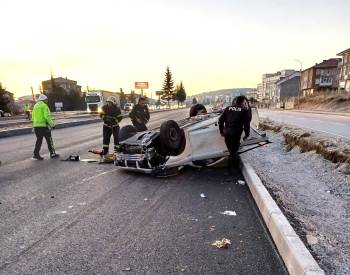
[0, 109, 287, 274]
[259, 109, 350, 139]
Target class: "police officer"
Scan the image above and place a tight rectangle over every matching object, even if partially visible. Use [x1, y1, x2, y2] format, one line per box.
[129, 97, 150, 131]
[218, 96, 251, 169]
[100, 96, 123, 156]
[32, 94, 59, 160]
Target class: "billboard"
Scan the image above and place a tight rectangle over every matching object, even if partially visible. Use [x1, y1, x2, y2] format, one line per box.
[156, 90, 163, 96]
[135, 82, 149, 89]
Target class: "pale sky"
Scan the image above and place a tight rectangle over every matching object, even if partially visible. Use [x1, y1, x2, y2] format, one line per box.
[1, 0, 349, 97]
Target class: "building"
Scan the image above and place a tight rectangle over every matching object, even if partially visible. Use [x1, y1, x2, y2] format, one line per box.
[259, 70, 296, 105]
[256, 83, 264, 102]
[301, 58, 340, 96]
[246, 89, 258, 101]
[42, 77, 82, 94]
[276, 71, 301, 109]
[337, 48, 350, 93]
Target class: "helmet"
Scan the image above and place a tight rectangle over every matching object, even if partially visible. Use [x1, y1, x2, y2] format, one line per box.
[38, 94, 48, 101]
[106, 96, 117, 105]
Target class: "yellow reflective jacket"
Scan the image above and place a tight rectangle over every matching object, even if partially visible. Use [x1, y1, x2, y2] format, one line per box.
[32, 101, 55, 128]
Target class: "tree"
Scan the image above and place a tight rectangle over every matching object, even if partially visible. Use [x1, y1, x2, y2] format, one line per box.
[129, 90, 136, 104]
[175, 81, 186, 106]
[192, 97, 198, 105]
[0, 84, 15, 113]
[119, 88, 127, 109]
[0, 84, 10, 112]
[161, 66, 175, 107]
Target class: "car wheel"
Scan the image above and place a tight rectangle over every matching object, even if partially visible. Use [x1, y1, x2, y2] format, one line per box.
[189, 104, 207, 117]
[119, 125, 137, 142]
[159, 120, 182, 153]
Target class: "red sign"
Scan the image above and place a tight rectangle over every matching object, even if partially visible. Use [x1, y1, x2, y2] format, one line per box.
[135, 82, 149, 89]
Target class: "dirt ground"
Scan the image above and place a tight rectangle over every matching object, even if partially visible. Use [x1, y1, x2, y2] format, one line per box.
[296, 94, 350, 113]
[242, 130, 350, 275]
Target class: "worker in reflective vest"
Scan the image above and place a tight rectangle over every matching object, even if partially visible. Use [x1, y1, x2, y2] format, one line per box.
[31, 94, 59, 160]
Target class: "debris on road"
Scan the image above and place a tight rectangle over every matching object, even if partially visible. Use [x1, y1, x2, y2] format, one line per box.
[220, 210, 237, 216]
[237, 180, 246, 185]
[200, 193, 207, 198]
[211, 238, 231, 249]
[121, 267, 132, 271]
[144, 198, 148, 201]
[63, 155, 80, 161]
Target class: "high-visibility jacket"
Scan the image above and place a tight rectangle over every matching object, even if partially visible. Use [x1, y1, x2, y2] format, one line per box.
[23, 104, 30, 112]
[32, 101, 55, 128]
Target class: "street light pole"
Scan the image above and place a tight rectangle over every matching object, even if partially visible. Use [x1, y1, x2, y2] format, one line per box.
[294, 59, 303, 109]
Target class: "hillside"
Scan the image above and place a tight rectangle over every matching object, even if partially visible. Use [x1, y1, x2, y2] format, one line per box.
[193, 88, 253, 98]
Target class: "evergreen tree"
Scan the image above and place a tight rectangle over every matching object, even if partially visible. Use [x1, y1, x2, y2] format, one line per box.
[175, 81, 186, 106]
[0, 84, 10, 112]
[119, 88, 127, 109]
[161, 66, 175, 107]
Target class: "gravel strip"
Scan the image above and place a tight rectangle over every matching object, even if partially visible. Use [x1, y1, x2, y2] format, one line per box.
[241, 130, 350, 275]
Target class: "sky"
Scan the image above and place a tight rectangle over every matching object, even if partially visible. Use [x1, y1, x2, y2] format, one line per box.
[1, 0, 349, 98]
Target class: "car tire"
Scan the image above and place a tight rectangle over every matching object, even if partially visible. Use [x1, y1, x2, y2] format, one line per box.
[159, 120, 182, 153]
[189, 104, 207, 117]
[119, 125, 137, 142]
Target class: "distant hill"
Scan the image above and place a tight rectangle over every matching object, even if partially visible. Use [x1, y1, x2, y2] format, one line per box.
[192, 88, 253, 98]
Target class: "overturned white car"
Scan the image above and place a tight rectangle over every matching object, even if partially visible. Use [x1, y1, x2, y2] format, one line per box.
[115, 104, 269, 176]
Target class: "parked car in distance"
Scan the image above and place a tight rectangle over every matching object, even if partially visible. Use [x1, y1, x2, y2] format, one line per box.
[124, 103, 134, 112]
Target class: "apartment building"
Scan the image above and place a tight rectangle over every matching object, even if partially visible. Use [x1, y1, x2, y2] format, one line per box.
[337, 48, 350, 93]
[301, 58, 340, 96]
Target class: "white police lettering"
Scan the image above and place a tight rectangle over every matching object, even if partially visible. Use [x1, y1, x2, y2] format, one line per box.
[228, 107, 242, 111]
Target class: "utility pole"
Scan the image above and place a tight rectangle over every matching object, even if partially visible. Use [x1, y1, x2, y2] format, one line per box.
[31, 87, 35, 102]
[294, 59, 303, 109]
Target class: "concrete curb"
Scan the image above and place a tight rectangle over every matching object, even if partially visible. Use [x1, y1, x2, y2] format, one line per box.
[0, 118, 101, 138]
[240, 160, 325, 275]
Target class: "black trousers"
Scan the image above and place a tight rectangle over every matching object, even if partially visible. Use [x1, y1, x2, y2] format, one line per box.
[224, 132, 242, 169]
[33, 127, 55, 156]
[103, 125, 120, 155]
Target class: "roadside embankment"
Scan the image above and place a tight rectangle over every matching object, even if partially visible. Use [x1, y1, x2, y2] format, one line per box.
[295, 94, 350, 113]
[259, 118, 350, 174]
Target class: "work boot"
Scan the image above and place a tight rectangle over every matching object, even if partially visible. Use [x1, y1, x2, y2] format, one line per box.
[32, 155, 44, 160]
[50, 153, 60, 159]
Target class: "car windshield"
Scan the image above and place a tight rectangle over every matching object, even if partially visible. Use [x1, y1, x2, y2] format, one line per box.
[85, 96, 100, 103]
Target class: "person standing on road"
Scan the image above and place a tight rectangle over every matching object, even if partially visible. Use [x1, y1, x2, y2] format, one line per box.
[100, 96, 123, 156]
[24, 103, 31, 120]
[129, 97, 150, 131]
[32, 94, 59, 160]
[218, 96, 251, 170]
